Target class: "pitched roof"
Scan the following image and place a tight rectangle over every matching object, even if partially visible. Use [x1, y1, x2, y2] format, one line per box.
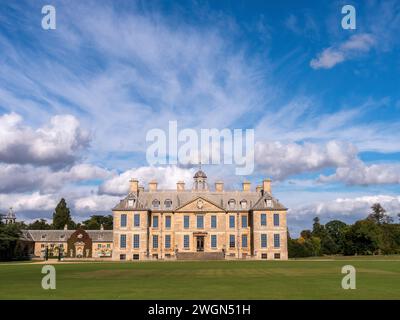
[23, 230, 113, 242]
[113, 189, 287, 211]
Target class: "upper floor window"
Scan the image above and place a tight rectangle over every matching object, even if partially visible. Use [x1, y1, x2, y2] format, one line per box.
[261, 213, 267, 226]
[165, 216, 171, 229]
[197, 215, 204, 229]
[153, 216, 159, 228]
[273, 213, 280, 227]
[211, 215, 217, 229]
[228, 199, 236, 209]
[152, 199, 160, 209]
[229, 215, 235, 228]
[241, 215, 248, 228]
[240, 200, 247, 209]
[274, 234, 280, 248]
[134, 213, 140, 227]
[261, 234, 267, 248]
[164, 199, 172, 209]
[184, 216, 190, 229]
[120, 214, 127, 228]
[265, 199, 272, 207]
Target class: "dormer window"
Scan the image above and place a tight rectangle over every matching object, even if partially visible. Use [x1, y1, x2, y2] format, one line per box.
[41, 234, 47, 240]
[265, 199, 272, 207]
[152, 199, 160, 209]
[228, 199, 236, 209]
[60, 234, 65, 240]
[240, 200, 247, 209]
[164, 199, 172, 209]
[128, 198, 135, 207]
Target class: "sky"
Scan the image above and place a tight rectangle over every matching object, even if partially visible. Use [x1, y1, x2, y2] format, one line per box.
[0, 0, 399, 235]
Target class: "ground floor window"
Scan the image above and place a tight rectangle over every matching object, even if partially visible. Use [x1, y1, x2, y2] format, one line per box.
[274, 234, 280, 248]
[165, 235, 171, 249]
[261, 253, 267, 259]
[274, 253, 281, 259]
[133, 254, 139, 260]
[261, 234, 267, 248]
[153, 235, 159, 249]
[229, 235, 235, 248]
[211, 235, 217, 248]
[152, 254, 158, 259]
[184, 235, 190, 249]
[120, 254, 126, 260]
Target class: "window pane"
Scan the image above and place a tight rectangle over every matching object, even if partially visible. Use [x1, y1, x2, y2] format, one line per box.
[153, 235, 158, 248]
[273, 213, 280, 226]
[134, 214, 140, 227]
[197, 215, 204, 229]
[133, 234, 140, 248]
[261, 234, 267, 248]
[274, 234, 280, 248]
[242, 235, 248, 248]
[120, 235, 126, 248]
[261, 214, 267, 226]
[211, 235, 217, 248]
[241, 215, 248, 228]
[229, 235, 235, 248]
[229, 216, 235, 228]
[184, 235, 189, 248]
[165, 235, 171, 248]
[211, 215, 217, 228]
[165, 216, 171, 228]
[184, 216, 189, 229]
[153, 216, 159, 228]
[120, 214, 127, 227]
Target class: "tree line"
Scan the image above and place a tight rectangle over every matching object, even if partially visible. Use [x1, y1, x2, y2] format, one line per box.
[288, 203, 400, 257]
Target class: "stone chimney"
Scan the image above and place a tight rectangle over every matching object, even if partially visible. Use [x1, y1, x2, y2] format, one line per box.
[64, 224, 68, 230]
[242, 181, 251, 192]
[215, 181, 224, 192]
[100, 224, 104, 231]
[129, 178, 139, 194]
[149, 180, 158, 192]
[263, 178, 272, 194]
[177, 181, 185, 191]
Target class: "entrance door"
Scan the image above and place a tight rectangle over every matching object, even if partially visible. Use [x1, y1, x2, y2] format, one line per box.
[196, 236, 204, 252]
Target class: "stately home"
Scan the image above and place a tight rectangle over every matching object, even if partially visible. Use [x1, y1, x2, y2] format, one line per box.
[112, 169, 288, 261]
[12, 169, 288, 261]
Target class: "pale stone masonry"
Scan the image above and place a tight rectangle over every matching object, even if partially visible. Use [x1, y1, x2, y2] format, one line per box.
[112, 170, 288, 261]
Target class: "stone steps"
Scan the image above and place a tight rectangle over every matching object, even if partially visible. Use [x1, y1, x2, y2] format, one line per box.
[176, 251, 224, 260]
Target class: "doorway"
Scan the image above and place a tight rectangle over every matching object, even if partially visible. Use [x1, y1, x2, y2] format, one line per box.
[196, 236, 204, 252]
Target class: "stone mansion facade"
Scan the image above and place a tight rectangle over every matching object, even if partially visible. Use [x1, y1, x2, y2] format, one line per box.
[112, 170, 288, 261]
[15, 169, 288, 261]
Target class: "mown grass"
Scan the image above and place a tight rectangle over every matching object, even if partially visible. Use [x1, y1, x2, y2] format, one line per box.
[0, 256, 399, 299]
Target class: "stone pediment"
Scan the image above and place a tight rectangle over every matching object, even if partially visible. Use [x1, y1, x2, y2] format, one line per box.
[175, 196, 225, 212]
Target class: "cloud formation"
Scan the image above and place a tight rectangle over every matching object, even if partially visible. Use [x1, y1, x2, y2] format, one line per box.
[0, 113, 90, 168]
[310, 33, 375, 69]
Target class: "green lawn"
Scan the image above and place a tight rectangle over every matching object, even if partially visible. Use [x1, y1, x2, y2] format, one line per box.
[0, 257, 399, 299]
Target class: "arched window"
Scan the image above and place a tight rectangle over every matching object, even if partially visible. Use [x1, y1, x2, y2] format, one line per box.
[152, 199, 160, 209]
[240, 200, 247, 209]
[228, 199, 236, 209]
[164, 199, 172, 208]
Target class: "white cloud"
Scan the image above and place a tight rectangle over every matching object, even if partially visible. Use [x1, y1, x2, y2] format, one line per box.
[0, 192, 57, 212]
[74, 194, 120, 212]
[0, 113, 90, 167]
[255, 140, 358, 180]
[99, 166, 195, 196]
[319, 160, 400, 186]
[310, 33, 375, 69]
[294, 194, 400, 218]
[0, 163, 113, 193]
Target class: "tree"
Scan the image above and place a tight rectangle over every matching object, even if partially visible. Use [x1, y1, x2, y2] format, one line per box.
[312, 217, 325, 238]
[0, 222, 24, 260]
[343, 219, 383, 255]
[27, 219, 52, 230]
[325, 220, 348, 254]
[367, 203, 393, 224]
[300, 230, 312, 240]
[82, 215, 113, 230]
[52, 199, 76, 229]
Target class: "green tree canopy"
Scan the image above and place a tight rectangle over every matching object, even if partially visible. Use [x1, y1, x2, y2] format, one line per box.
[27, 219, 52, 230]
[82, 215, 113, 230]
[52, 198, 76, 229]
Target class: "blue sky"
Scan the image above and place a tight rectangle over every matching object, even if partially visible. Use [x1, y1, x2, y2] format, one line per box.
[0, 0, 399, 235]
